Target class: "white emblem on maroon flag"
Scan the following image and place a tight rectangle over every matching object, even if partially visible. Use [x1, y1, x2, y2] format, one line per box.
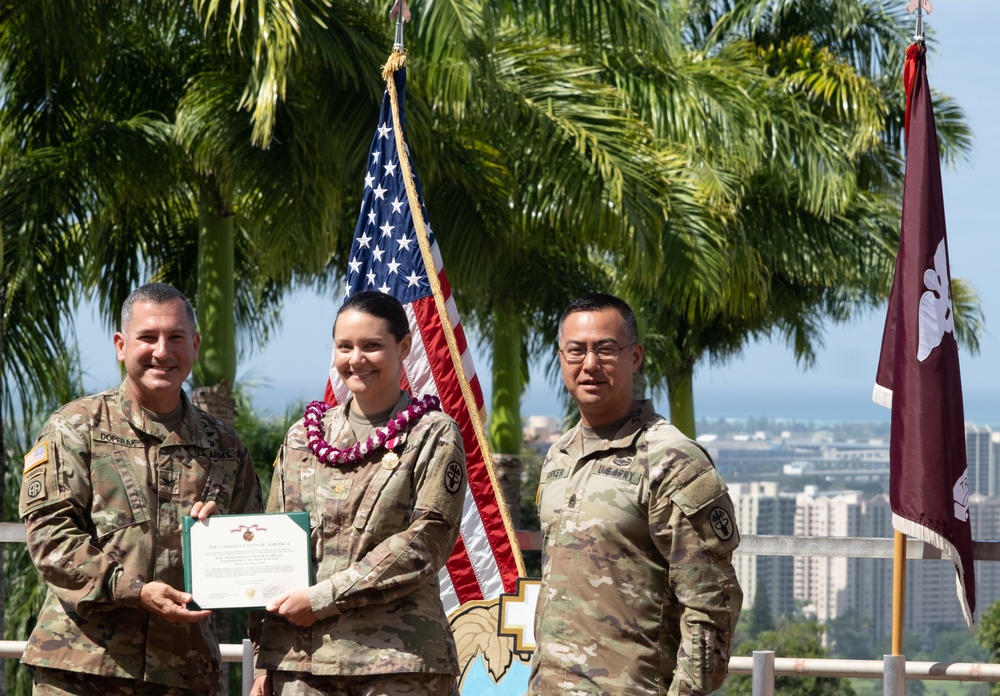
[917, 239, 954, 362]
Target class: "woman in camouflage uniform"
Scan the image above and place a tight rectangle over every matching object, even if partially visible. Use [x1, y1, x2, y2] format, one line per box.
[251, 291, 466, 696]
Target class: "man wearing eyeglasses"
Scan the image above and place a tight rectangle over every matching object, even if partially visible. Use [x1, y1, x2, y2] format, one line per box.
[529, 293, 743, 696]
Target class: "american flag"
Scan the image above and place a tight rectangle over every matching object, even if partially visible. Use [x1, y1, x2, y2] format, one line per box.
[323, 63, 521, 612]
[23, 442, 48, 473]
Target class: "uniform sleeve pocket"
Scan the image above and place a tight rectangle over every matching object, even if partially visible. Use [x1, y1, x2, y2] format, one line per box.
[683, 623, 717, 693]
[671, 468, 740, 557]
[19, 464, 59, 516]
[686, 495, 740, 557]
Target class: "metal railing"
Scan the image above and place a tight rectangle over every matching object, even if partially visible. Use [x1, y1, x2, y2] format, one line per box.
[0, 638, 255, 695]
[3, 524, 1000, 694]
[518, 529, 1000, 559]
[732, 652, 1000, 696]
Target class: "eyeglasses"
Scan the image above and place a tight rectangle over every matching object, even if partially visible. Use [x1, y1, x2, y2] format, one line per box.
[558, 342, 636, 364]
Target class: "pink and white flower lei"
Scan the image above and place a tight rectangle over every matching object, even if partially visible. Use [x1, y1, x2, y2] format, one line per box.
[304, 394, 441, 466]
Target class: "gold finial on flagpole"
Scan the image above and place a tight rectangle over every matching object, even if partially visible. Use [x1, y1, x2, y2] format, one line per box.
[907, 0, 933, 42]
[390, 0, 411, 53]
[383, 0, 410, 78]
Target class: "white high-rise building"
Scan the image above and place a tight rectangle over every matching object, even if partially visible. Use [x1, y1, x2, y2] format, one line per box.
[854, 494, 893, 640]
[793, 490, 865, 623]
[790, 489, 1000, 640]
[966, 423, 996, 496]
[728, 482, 796, 620]
[970, 494, 1000, 622]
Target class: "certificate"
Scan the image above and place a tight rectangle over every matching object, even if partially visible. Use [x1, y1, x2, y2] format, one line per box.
[182, 512, 311, 610]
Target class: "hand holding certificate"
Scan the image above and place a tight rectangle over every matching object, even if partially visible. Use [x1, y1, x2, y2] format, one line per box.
[182, 512, 311, 610]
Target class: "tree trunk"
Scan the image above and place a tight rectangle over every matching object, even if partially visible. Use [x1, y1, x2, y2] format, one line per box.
[492, 453, 522, 531]
[0, 230, 7, 696]
[190, 381, 236, 426]
[633, 306, 648, 402]
[193, 186, 236, 389]
[667, 367, 697, 439]
[488, 311, 523, 529]
[192, 186, 237, 695]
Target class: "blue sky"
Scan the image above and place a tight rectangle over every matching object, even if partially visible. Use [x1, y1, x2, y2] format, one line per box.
[74, 2, 1000, 425]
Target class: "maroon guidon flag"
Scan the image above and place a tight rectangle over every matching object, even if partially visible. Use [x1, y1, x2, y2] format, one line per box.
[873, 42, 975, 627]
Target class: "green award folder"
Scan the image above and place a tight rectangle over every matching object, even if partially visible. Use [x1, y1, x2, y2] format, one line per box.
[182, 511, 311, 610]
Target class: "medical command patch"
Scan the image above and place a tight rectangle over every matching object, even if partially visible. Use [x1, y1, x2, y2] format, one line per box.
[23, 443, 48, 473]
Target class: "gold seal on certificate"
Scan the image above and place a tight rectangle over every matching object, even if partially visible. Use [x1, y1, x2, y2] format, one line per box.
[182, 512, 311, 610]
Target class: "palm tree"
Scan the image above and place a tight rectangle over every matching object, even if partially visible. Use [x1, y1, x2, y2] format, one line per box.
[0, 3, 386, 691]
[0, 6, 101, 681]
[396, 0, 738, 474]
[211, 0, 719, 490]
[1, 0, 392, 406]
[621, 0, 977, 436]
[2, 360, 84, 694]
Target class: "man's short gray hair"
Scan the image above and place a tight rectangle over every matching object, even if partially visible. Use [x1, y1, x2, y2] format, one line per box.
[120, 283, 197, 333]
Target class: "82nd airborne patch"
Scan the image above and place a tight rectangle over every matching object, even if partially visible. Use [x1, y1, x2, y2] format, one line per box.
[25, 477, 45, 501]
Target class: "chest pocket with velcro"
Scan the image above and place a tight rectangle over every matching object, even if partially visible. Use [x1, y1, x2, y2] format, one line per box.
[353, 454, 412, 535]
[91, 450, 152, 539]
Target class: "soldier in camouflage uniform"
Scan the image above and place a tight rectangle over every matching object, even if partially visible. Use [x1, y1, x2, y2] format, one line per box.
[529, 293, 743, 696]
[250, 291, 464, 696]
[19, 283, 263, 695]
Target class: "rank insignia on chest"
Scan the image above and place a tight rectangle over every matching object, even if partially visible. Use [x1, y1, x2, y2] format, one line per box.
[329, 480, 352, 500]
[381, 452, 400, 470]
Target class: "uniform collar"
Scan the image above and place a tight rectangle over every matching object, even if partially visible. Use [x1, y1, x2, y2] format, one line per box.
[556, 400, 656, 455]
[116, 381, 215, 447]
[329, 392, 416, 447]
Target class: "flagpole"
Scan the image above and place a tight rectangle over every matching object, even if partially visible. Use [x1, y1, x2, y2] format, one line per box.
[891, 530, 906, 655]
[889, 0, 934, 658]
[880, 0, 975, 653]
[381, 52, 527, 578]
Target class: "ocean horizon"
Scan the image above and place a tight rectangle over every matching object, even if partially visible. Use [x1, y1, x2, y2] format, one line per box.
[242, 378, 1000, 430]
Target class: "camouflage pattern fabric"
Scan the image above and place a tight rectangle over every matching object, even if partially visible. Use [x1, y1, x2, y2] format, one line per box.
[272, 671, 459, 696]
[255, 393, 464, 680]
[529, 400, 743, 696]
[19, 384, 264, 692]
[32, 665, 205, 695]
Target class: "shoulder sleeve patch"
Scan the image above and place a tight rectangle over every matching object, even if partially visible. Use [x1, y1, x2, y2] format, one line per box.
[23, 476, 46, 504]
[688, 492, 741, 556]
[23, 443, 48, 473]
[670, 464, 729, 516]
[444, 460, 465, 494]
[20, 451, 58, 517]
[708, 504, 736, 541]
